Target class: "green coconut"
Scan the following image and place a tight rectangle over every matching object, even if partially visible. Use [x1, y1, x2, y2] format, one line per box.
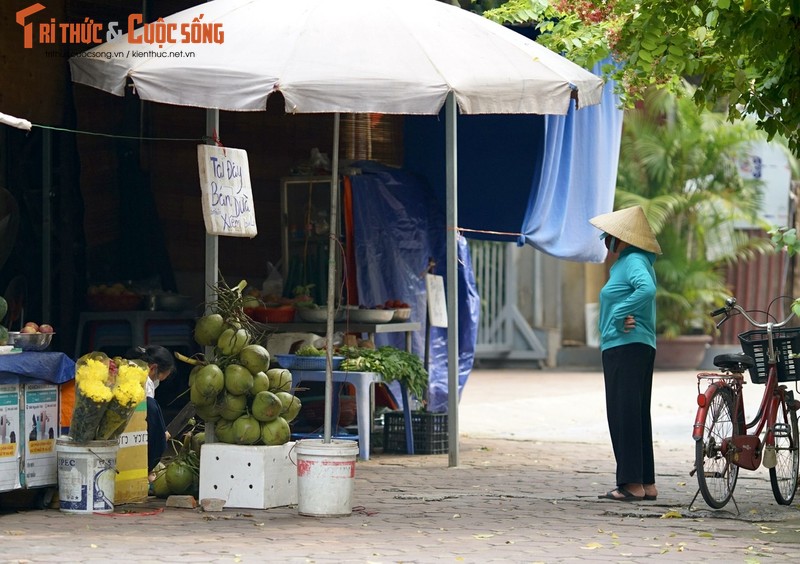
[251, 390, 283, 423]
[0, 325, 7, 347]
[218, 390, 248, 421]
[239, 344, 271, 375]
[266, 368, 292, 393]
[187, 364, 203, 388]
[260, 417, 291, 446]
[193, 402, 220, 422]
[191, 432, 205, 454]
[165, 461, 194, 495]
[193, 363, 224, 400]
[190, 383, 216, 408]
[275, 391, 302, 423]
[194, 313, 225, 346]
[251, 371, 270, 395]
[0, 296, 7, 321]
[214, 419, 236, 444]
[224, 363, 254, 395]
[217, 327, 250, 356]
[232, 414, 261, 445]
[152, 469, 171, 498]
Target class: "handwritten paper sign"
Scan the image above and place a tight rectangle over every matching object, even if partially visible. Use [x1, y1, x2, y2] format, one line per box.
[425, 274, 448, 328]
[197, 145, 257, 237]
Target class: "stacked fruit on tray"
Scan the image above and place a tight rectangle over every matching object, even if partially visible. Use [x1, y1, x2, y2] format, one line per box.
[177, 279, 302, 447]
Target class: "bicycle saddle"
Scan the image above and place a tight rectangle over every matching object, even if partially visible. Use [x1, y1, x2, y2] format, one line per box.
[713, 352, 755, 372]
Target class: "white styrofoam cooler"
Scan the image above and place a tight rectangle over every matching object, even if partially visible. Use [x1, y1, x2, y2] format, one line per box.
[199, 441, 297, 509]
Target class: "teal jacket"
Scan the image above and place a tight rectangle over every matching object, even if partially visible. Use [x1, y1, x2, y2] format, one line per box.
[598, 246, 657, 352]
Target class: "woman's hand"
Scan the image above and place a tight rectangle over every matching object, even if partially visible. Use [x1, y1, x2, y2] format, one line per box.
[623, 315, 636, 333]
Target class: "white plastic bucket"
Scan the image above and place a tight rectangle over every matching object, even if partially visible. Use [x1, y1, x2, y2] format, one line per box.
[56, 438, 118, 514]
[296, 439, 359, 517]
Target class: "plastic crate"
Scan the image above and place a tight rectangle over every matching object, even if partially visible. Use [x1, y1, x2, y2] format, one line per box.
[739, 327, 800, 384]
[383, 411, 448, 454]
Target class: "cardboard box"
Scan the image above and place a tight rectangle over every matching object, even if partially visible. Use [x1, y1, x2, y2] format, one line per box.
[22, 383, 59, 488]
[0, 383, 22, 492]
[199, 442, 297, 509]
[114, 401, 149, 504]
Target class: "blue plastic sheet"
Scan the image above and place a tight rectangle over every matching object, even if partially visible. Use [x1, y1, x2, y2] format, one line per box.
[0, 352, 75, 385]
[521, 58, 623, 262]
[349, 163, 479, 412]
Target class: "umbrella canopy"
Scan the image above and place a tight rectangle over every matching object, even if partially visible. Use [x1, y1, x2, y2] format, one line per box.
[69, 0, 605, 465]
[69, 0, 603, 115]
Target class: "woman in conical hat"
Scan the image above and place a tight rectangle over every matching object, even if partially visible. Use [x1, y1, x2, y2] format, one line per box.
[590, 205, 660, 502]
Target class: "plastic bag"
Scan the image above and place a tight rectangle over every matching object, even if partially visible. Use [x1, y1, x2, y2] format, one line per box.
[262, 262, 284, 298]
[309, 148, 331, 172]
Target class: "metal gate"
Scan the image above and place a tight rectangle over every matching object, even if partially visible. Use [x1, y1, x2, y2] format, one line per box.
[468, 240, 547, 362]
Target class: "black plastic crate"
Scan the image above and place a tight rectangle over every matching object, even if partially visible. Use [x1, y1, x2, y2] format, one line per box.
[739, 327, 800, 384]
[383, 411, 448, 454]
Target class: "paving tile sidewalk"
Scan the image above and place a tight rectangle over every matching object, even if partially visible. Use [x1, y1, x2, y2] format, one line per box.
[1, 368, 800, 563]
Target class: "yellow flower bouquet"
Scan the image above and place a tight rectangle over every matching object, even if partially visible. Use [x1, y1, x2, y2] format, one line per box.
[96, 361, 147, 440]
[69, 354, 114, 443]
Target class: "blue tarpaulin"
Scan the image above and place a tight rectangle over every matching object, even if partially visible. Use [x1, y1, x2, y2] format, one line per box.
[404, 58, 621, 262]
[521, 60, 623, 262]
[349, 164, 479, 413]
[0, 352, 75, 385]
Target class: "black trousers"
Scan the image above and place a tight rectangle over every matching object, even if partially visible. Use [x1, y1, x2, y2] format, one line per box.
[602, 343, 656, 487]
[146, 397, 167, 472]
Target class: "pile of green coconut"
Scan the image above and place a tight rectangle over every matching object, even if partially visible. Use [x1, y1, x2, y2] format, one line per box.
[151, 280, 301, 498]
[186, 279, 301, 446]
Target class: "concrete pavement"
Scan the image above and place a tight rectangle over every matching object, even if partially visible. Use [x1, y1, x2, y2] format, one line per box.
[2, 367, 800, 563]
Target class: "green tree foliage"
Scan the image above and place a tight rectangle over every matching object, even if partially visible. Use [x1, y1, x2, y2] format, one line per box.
[615, 86, 775, 336]
[484, 0, 800, 156]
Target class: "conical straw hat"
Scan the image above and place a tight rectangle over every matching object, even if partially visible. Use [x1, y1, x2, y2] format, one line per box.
[589, 205, 662, 254]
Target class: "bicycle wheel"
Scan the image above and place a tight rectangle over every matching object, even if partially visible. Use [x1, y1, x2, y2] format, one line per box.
[769, 395, 799, 505]
[695, 386, 740, 509]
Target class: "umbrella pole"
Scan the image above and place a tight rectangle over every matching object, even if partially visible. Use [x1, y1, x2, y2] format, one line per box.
[323, 112, 341, 443]
[204, 108, 220, 443]
[445, 92, 460, 467]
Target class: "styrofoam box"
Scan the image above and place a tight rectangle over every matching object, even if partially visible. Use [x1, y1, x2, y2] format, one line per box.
[199, 442, 297, 509]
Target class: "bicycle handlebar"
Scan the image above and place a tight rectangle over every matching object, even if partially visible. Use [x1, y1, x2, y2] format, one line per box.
[710, 296, 796, 330]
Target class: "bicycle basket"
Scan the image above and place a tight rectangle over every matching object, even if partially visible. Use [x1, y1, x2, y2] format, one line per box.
[738, 327, 800, 384]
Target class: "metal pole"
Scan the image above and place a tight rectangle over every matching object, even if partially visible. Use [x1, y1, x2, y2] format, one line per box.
[324, 112, 341, 443]
[445, 92, 459, 467]
[204, 108, 219, 443]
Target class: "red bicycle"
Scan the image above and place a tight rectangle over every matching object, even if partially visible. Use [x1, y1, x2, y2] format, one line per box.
[692, 296, 800, 509]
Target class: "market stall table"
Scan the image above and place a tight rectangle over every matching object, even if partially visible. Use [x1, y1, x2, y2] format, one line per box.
[268, 321, 420, 352]
[290, 369, 414, 461]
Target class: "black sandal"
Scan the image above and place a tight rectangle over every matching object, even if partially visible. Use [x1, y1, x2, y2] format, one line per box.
[598, 486, 644, 502]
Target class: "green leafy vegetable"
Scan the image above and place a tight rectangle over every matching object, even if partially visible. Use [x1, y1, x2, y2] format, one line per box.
[295, 345, 325, 357]
[339, 346, 428, 402]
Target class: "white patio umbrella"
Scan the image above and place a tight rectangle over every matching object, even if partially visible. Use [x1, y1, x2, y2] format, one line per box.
[70, 0, 604, 466]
